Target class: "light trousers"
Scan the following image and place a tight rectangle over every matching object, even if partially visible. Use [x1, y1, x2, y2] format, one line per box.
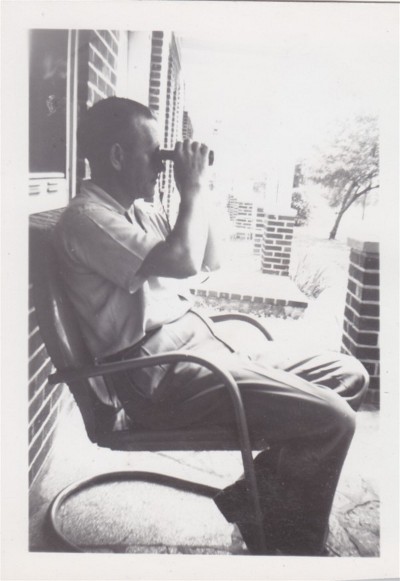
[107, 310, 369, 554]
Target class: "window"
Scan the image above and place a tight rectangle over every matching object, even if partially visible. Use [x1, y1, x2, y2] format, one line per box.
[29, 30, 78, 214]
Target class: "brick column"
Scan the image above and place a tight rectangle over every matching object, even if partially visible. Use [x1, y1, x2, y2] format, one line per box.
[342, 238, 380, 406]
[261, 209, 296, 276]
[253, 206, 266, 255]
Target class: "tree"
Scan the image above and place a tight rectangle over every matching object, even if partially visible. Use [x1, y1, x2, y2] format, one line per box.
[308, 116, 379, 239]
[291, 191, 311, 226]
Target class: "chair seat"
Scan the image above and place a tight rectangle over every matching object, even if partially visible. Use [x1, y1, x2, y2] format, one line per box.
[97, 425, 269, 452]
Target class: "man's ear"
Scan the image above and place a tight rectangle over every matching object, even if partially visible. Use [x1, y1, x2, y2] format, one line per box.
[110, 143, 124, 171]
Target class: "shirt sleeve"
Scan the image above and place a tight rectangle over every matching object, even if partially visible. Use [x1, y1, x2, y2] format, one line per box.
[57, 205, 163, 294]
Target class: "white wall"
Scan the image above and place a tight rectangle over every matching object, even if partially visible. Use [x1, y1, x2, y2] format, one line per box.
[126, 31, 152, 105]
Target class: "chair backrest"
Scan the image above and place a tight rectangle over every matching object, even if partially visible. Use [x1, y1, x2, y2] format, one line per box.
[30, 223, 100, 441]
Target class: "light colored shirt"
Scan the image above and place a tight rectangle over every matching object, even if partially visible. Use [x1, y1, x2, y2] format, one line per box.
[53, 180, 193, 360]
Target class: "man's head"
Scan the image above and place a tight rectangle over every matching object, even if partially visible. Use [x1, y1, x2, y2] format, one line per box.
[78, 97, 164, 204]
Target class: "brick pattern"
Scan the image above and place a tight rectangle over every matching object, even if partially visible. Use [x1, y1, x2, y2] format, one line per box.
[28, 210, 72, 486]
[87, 30, 120, 106]
[28, 296, 72, 485]
[227, 194, 239, 222]
[148, 31, 164, 113]
[227, 195, 263, 241]
[150, 32, 184, 221]
[235, 201, 254, 239]
[261, 213, 295, 276]
[342, 243, 380, 406]
[76, 30, 122, 180]
[253, 207, 266, 255]
[163, 53, 176, 216]
[226, 197, 267, 248]
[150, 32, 170, 211]
[191, 288, 306, 319]
[182, 111, 193, 139]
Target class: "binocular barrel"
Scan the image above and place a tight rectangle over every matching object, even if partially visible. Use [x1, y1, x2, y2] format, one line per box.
[159, 149, 214, 166]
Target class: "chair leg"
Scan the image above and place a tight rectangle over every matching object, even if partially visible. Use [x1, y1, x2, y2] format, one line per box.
[239, 457, 267, 553]
[47, 471, 221, 552]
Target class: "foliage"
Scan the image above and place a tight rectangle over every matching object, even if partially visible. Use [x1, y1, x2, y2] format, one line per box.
[307, 115, 379, 239]
[290, 253, 329, 298]
[290, 234, 349, 299]
[291, 191, 311, 226]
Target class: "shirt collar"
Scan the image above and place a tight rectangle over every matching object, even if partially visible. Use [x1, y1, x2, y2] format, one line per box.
[78, 180, 128, 216]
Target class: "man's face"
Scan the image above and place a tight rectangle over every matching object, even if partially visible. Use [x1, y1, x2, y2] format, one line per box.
[120, 116, 163, 202]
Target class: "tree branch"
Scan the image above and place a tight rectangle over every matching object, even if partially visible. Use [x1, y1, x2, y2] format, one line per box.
[343, 184, 379, 213]
[353, 183, 379, 200]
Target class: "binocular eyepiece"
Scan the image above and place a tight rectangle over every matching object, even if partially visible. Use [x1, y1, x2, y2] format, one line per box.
[159, 149, 214, 166]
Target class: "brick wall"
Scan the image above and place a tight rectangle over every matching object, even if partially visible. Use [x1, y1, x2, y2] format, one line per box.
[148, 31, 164, 114]
[77, 30, 124, 180]
[227, 196, 263, 241]
[253, 207, 266, 254]
[182, 111, 193, 139]
[192, 288, 307, 319]
[28, 210, 72, 486]
[149, 32, 170, 211]
[342, 238, 380, 406]
[87, 30, 121, 105]
[149, 32, 184, 220]
[227, 194, 238, 222]
[261, 211, 296, 276]
[235, 201, 254, 239]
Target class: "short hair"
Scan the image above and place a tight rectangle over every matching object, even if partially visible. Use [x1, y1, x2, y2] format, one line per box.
[78, 97, 156, 169]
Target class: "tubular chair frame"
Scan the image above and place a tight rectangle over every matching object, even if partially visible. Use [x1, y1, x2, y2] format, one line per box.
[30, 223, 273, 554]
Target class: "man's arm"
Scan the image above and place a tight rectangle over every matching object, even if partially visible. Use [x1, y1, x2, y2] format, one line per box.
[137, 140, 218, 279]
[202, 212, 221, 272]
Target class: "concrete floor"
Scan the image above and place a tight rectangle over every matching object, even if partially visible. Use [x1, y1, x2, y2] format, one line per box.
[29, 404, 379, 556]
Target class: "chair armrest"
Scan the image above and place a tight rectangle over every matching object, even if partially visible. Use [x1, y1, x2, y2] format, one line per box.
[210, 312, 273, 341]
[49, 350, 234, 386]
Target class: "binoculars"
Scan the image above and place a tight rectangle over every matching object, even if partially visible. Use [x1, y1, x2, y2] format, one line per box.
[159, 149, 214, 166]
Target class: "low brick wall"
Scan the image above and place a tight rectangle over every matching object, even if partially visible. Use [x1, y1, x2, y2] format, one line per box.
[192, 289, 307, 319]
[341, 238, 380, 406]
[261, 210, 296, 276]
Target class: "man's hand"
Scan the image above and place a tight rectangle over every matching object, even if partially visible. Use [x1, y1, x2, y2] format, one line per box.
[173, 140, 209, 200]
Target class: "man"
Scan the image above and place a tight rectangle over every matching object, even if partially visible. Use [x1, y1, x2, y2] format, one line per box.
[54, 97, 368, 555]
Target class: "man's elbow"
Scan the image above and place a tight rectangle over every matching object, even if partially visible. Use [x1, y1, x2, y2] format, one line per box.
[181, 250, 222, 277]
[173, 248, 203, 278]
[186, 250, 222, 276]
[182, 255, 202, 277]
[206, 257, 221, 272]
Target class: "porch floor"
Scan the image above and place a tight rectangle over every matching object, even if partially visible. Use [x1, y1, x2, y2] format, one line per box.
[29, 405, 379, 556]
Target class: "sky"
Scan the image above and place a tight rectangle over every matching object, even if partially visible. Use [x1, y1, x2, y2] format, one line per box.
[176, 3, 396, 183]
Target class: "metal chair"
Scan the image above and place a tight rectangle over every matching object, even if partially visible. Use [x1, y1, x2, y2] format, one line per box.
[30, 224, 273, 553]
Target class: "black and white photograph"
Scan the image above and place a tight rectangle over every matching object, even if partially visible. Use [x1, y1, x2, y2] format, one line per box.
[2, 1, 399, 580]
